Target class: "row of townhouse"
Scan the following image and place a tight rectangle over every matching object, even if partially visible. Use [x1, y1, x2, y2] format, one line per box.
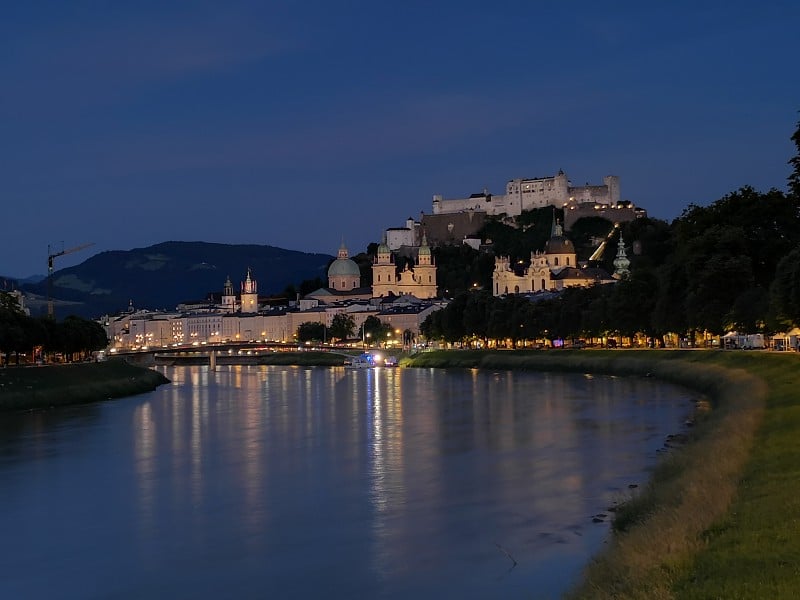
[104, 296, 447, 350]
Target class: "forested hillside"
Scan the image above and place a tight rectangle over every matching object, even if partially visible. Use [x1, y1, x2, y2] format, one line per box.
[423, 118, 800, 346]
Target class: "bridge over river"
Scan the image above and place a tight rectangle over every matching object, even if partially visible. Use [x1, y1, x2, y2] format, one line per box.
[115, 342, 355, 367]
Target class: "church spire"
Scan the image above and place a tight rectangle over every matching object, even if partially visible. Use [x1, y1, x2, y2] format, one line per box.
[242, 268, 257, 294]
[550, 208, 563, 237]
[613, 235, 631, 279]
[418, 231, 432, 265]
[338, 239, 349, 259]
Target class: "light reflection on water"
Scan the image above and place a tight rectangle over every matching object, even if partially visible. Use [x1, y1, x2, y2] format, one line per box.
[0, 365, 695, 599]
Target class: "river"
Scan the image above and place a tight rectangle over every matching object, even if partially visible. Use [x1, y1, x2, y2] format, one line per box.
[0, 365, 696, 599]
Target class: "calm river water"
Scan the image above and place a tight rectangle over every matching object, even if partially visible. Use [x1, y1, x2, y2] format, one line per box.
[0, 365, 696, 599]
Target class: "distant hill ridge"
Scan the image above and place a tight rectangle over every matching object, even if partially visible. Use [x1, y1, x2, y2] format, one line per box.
[21, 241, 333, 318]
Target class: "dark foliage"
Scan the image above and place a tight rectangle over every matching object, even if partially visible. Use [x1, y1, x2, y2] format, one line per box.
[0, 292, 108, 363]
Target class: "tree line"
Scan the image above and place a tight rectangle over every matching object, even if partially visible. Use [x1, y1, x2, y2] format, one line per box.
[0, 293, 108, 365]
[296, 314, 402, 345]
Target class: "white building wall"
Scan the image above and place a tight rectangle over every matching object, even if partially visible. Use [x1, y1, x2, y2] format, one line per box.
[262, 312, 291, 342]
[386, 228, 415, 250]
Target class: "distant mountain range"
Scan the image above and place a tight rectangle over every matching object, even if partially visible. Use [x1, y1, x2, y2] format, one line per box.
[2, 274, 46, 285]
[14, 241, 333, 319]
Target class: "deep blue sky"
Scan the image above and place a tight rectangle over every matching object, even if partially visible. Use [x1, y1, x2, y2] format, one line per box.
[2, 1, 799, 278]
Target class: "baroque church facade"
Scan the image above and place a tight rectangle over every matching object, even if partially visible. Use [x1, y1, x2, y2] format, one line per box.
[492, 218, 619, 296]
[372, 235, 437, 299]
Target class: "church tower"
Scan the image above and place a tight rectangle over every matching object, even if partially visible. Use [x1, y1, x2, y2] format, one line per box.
[372, 235, 396, 297]
[240, 268, 258, 313]
[222, 275, 236, 312]
[413, 233, 437, 298]
[544, 210, 576, 272]
[613, 235, 631, 279]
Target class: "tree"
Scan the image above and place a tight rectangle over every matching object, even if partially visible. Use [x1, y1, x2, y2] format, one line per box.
[769, 245, 800, 329]
[487, 297, 514, 345]
[462, 289, 493, 344]
[674, 187, 800, 289]
[608, 271, 659, 340]
[0, 291, 24, 314]
[432, 244, 494, 297]
[622, 217, 674, 271]
[329, 313, 355, 341]
[351, 252, 373, 287]
[682, 225, 755, 335]
[45, 316, 108, 361]
[361, 315, 391, 345]
[0, 308, 26, 364]
[653, 260, 688, 339]
[478, 207, 557, 261]
[729, 287, 769, 333]
[789, 116, 800, 199]
[420, 309, 442, 342]
[296, 321, 326, 343]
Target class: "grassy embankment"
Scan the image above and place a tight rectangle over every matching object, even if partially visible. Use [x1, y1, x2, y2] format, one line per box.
[403, 349, 799, 598]
[0, 359, 169, 412]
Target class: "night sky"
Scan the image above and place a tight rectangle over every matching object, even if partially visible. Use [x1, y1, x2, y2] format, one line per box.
[2, 1, 799, 278]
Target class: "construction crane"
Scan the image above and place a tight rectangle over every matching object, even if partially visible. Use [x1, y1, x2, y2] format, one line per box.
[47, 242, 94, 318]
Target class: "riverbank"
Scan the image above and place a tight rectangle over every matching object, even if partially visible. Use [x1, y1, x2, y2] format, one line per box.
[0, 360, 170, 412]
[403, 349, 796, 598]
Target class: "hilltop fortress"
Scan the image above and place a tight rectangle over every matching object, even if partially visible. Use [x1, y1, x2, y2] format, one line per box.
[385, 170, 644, 250]
[432, 170, 620, 217]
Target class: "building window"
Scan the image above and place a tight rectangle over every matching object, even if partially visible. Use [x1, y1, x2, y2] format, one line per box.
[554, 257, 559, 266]
[541, 279, 546, 290]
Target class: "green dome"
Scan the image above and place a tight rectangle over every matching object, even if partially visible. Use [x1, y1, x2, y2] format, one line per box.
[328, 257, 360, 277]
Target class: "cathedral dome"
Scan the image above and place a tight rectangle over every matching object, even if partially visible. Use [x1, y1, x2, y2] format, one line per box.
[328, 257, 360, 278]
[545, 236, 575, 254]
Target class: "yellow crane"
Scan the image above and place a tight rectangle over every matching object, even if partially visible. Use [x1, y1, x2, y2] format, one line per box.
[47, 242, 94, 317]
